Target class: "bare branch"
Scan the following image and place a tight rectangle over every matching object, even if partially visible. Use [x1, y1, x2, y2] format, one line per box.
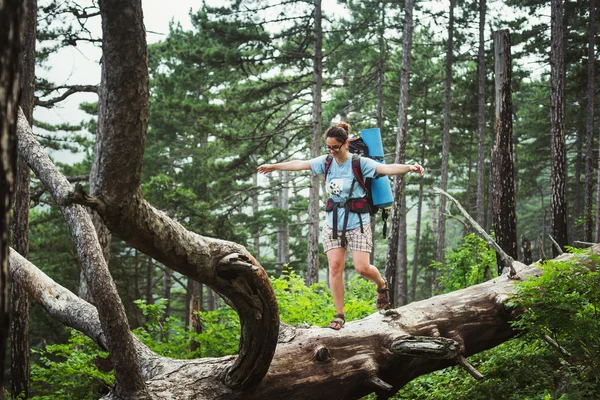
[35, 85, 98, 107]
[8, 248, 107, 350]
[433, 187, 517, 277]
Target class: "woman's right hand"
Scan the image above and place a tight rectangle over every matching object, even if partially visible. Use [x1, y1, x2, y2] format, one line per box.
[257, 164, 275, 174]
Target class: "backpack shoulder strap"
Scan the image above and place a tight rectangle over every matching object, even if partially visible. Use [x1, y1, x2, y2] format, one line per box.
[324, 155, 333, 179]
[351, 154, 367, 192]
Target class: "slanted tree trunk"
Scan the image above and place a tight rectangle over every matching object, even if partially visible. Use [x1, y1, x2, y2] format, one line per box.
[306, 0, 322, 286]
[550, 0, 568, 255]
[386, 0, 414, 307]
[436, 0, 455, 266]
[11, 0, 36, 396]
[491, 30, 518, 275]
[476, 0, 487, 226]
[1, 1, 25, 396]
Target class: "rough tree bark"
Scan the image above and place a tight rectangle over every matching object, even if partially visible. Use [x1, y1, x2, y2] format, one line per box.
[550, 0, 568, 255]
[0, 0, 25, 396]
[373, 3, 385, 265]
[410, 104, 428, 302]
[436, 0, 455, 266]
[306, 0, 322, 286]
[386, 0, 414, 307]
[277, 170, 290, 271]
[491, 30, 518, 275]
[10, 0, 35, 397]
[476, 0, 487, 226]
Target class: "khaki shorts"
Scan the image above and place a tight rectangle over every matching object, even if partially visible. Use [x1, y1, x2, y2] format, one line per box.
[322, 224, 373, 253]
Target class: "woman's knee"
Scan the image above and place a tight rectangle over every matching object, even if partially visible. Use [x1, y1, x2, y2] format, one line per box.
[328, 261, 345, 277]
[354, 263, 371, 278]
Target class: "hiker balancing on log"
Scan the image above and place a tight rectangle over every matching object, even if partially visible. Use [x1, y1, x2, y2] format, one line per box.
[257, 122, 424, 330]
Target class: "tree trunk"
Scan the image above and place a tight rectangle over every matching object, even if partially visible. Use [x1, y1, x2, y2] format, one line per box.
[587, 0, 597, 242]
[436, 0, 455, 266]
[132, 250, 143, 328]
[252, 173, 261, 257]
[277, 170, 290, 273]
[573, 117, 583, 243]
[11, 0, 36, 396]
[491, 30, 518, 275]
[396, 195, 408, 306]
[162, 268, 172, 322]
[373, 3, 385, 265]
[386, 0, 414, 307]
[522, 237, 532, 265]
[187, 279, 203, 353]
[0, 1, 25, 396]
[146, 256, 154, 306]
[306, 0, 322, 286]
[411, 112, 427, 302]
[550, 0, 568, 255]
[476, 0, 487, 226]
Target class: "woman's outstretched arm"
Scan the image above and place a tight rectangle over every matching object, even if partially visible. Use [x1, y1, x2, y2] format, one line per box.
[376, 163, 424, 176]
[257, 160, 312, 174]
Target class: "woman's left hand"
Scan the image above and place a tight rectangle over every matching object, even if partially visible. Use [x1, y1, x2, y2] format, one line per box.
[411, 164, 425, 176]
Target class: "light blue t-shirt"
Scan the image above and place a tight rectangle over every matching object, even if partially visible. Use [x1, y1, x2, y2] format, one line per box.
[310, 154, 379, 231]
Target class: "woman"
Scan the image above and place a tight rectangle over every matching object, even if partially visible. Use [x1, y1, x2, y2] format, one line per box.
[257, 122, 424, 330]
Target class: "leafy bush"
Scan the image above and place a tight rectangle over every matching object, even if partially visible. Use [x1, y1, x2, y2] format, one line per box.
[133, 298, 240, 359]
[510, 247, 600, 395]
[391, 336, 558, 400]
[273, 270, 375, 326]
[30, 331, 114, 400]
[432, 233, 497, 293]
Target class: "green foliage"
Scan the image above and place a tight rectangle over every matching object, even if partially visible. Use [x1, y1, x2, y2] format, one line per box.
[391, 337, 560, 400]
[132, 298, 240, 359]
[273, 270, 375, 326]
[510, 247, 600, 393]
[432, 234, 497, 293]
[30, 331, 114, 400]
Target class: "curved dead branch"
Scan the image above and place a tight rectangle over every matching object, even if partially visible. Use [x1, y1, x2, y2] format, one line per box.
[9, 248, 107, 350]
[16, 109, 149, 398]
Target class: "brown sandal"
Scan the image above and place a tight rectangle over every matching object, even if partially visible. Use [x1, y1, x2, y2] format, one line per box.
[376, 279, 391, 310]
[329, 314, 345, 330]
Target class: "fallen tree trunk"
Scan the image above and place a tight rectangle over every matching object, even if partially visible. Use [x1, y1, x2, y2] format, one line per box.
[11, 240, 594, 399]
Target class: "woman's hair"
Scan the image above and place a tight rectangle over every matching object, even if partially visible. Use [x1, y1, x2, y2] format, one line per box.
[325, 122, 351, 143]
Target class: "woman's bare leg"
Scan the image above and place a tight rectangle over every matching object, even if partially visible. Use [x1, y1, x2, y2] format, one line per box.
[351, 250, 386, 288]
[326, 247, 347, 315]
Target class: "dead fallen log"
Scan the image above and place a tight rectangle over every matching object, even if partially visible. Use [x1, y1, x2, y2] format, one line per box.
[14, 242, 595, 399]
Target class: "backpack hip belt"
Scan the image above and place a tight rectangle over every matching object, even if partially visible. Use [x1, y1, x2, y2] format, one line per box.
[325, 197, 370, 246]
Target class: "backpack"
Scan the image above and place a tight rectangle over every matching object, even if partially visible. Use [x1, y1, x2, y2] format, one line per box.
[324, 138, 390, 240]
